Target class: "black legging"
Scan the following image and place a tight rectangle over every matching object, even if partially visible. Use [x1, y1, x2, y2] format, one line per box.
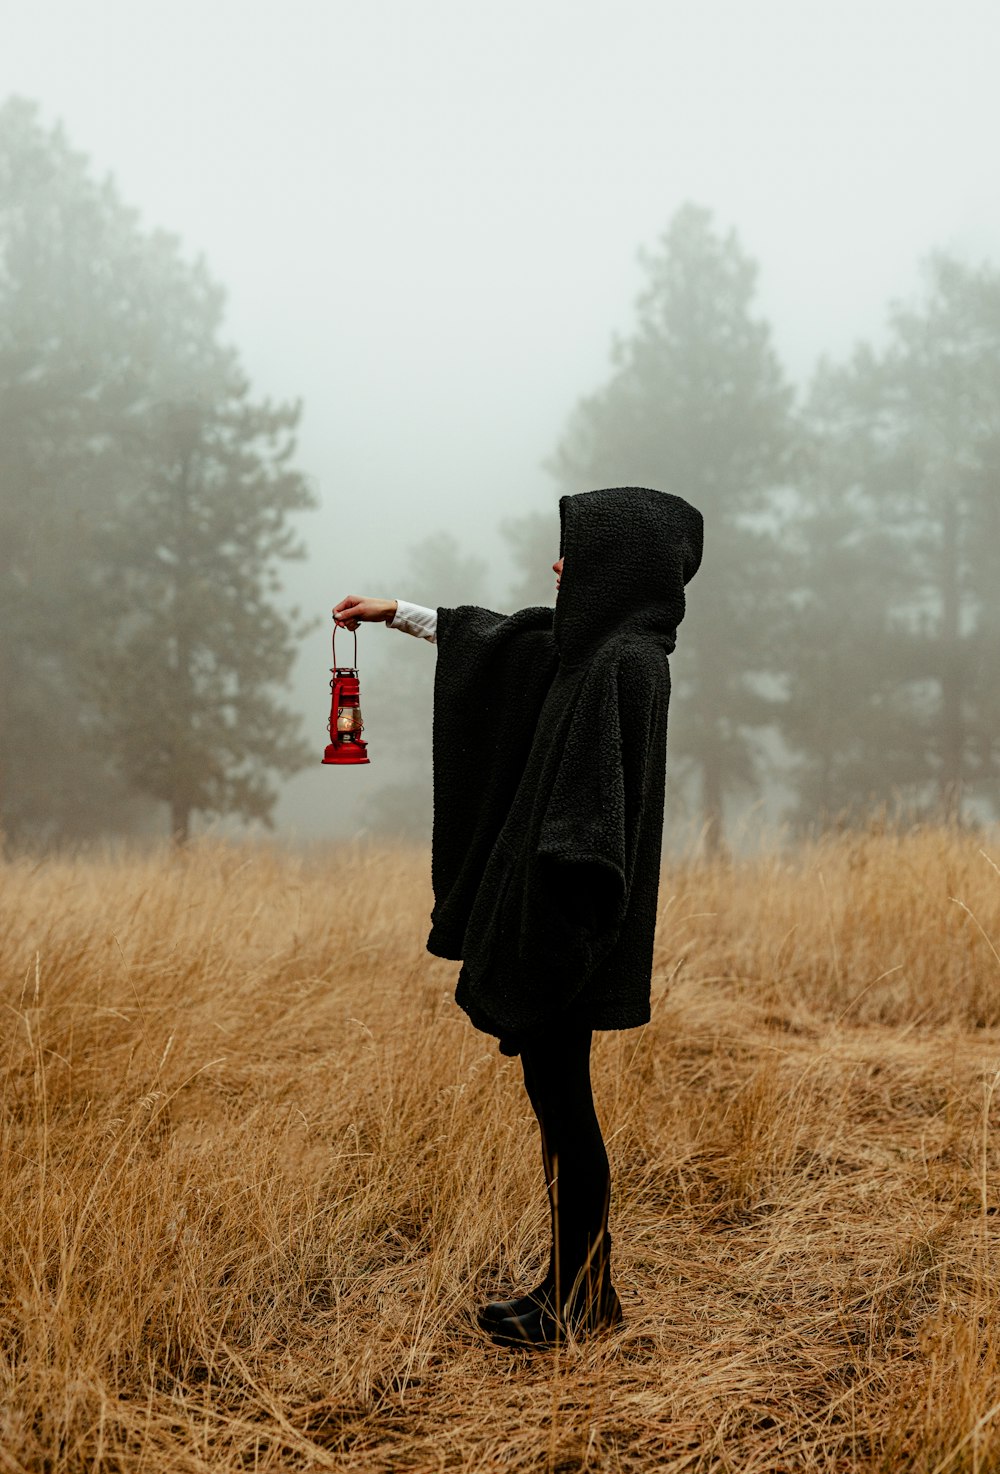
[519, 1019, 612, 1305]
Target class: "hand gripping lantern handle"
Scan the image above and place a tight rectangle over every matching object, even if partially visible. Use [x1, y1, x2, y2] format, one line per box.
[322, 618, 370, 765]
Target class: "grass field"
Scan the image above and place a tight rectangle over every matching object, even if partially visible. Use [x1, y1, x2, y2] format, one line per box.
[2, 824, 1000, 1472]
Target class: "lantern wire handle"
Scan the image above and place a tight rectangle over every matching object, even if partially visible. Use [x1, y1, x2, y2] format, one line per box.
[332, 617, 358, 669]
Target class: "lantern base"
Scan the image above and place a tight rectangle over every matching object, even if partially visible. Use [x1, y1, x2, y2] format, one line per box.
[322, 740, 370, 765]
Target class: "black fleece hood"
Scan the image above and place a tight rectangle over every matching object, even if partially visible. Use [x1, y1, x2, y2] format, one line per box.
[554, 486, 704, 667]
[428, 485, 704, 1052]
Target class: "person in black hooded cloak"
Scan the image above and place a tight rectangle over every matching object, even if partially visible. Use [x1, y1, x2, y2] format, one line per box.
[334, 486, 704, 1348]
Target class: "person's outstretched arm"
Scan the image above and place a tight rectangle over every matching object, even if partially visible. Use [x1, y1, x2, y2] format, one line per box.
[332, 596, 438, 644]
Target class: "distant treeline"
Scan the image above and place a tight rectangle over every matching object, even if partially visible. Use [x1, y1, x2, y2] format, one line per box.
[2, 100, 997, 853]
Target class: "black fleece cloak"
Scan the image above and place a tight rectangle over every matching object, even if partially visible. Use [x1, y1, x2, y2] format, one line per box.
[426, 486, 704, 1055]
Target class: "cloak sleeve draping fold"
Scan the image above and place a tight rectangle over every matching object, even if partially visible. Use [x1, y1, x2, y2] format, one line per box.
[517, 648, 664, 999]
[426, 602, 559, 961]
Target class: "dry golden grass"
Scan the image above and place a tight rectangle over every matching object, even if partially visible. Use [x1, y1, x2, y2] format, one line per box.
[2, 824, 1000, 1472]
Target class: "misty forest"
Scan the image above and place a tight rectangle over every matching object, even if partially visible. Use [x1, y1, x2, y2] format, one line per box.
[3, 95, 998, 857]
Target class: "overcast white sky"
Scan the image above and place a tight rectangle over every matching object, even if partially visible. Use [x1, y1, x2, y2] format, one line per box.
[5, 0, 999, 835]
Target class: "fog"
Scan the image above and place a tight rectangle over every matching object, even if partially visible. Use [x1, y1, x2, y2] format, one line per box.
[5, 0, 999, 847]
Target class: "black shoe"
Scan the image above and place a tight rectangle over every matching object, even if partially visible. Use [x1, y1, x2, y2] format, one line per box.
[476, 1273, 555, 1331]
[487, 1233, 623, 1348]
[487, 1281, 624, 1349]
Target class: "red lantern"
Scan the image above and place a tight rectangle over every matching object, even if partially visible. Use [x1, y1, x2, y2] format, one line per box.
[322, 619, 370, 765]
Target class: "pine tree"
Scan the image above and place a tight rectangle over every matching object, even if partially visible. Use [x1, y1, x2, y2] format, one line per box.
[777, 352, 929, 833]
[507, 202, 798, 854]
[876, 253, 1000, 823]
[0, 98, 316, 846]
[0, 97, 155, 843]
[87, 393, 316, 844]
[783, 253, 1000, 831]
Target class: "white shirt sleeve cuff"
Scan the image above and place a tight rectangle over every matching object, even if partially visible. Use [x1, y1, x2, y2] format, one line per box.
[389, 599, 438, 643]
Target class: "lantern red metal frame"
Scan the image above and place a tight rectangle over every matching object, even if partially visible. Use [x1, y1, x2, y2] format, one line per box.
[322, 620, 370, 765]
